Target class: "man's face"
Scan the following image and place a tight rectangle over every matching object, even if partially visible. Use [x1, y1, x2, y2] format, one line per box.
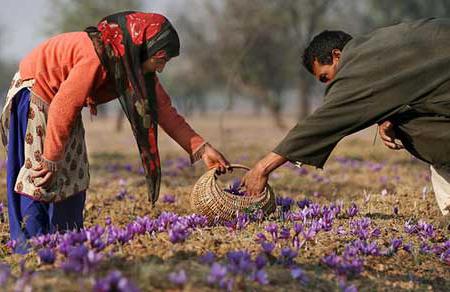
[312, 49, 341, 84]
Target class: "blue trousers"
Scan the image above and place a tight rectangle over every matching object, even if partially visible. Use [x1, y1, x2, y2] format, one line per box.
[6, 89, 86, 253]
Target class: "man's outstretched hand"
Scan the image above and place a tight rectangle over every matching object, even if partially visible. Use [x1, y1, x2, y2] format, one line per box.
[242, 164, 269, 196]
[378, 120, 404, 150]
[242, 152, 287, 196]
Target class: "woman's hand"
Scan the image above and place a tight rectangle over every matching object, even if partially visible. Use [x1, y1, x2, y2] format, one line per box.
[201, 144, 230, 174]
[378, 120, 404, 150]
[31, 163, 55, 189]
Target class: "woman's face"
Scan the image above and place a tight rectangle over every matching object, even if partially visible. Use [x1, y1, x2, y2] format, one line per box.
[142, 56, 169, 73]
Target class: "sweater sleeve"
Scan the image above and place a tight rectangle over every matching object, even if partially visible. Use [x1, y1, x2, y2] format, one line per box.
[154, 76, 205, 155]
[43, 59, 103, 164]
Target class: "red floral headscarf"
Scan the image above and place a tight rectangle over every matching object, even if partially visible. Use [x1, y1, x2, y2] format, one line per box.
[85, 11, 180, 205]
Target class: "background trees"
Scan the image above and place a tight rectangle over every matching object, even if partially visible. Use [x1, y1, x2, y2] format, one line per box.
[2, 0, 450, 127]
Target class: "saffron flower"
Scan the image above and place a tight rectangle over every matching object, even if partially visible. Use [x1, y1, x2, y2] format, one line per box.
[297, 199, 312, 209]
[280, 247, 297, 266]
[38, 248, 56, 265]
[290, 266, 309, 284]
[251, 269, 269, 285]
[261, 242, 275, 254]
[168, 270, 188, 286]
[199, 252, 216, 265]
[207, 263, 227, 284]
[346, 203, 359, 218]
[0, 264, 10, 285]
[224, 179, 247, 196]
[162, 194, 176, 204]
[93, 270, 140, 292]
[265, 223, 279, 241]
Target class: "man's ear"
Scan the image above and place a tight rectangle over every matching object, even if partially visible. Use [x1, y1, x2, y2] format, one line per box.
[331, 49, 342, 62]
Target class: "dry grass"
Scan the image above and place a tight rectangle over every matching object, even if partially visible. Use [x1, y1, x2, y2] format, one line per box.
[0, 114, 448, 291]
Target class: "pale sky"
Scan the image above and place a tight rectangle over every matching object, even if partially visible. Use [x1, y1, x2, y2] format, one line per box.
[0, 0, 186, 61]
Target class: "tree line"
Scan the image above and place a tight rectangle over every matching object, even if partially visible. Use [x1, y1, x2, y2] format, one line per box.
[1, 0, 449, 129]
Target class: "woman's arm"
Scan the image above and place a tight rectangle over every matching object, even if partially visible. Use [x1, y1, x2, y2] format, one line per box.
[154, 76, 229, 172]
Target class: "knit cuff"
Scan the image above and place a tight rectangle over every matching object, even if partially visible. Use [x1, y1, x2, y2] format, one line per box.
[190, 141, 209, 164]
[41, 156, 61, 172]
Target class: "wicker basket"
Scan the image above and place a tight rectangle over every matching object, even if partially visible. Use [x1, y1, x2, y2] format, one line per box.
[190, 164, 276, 222]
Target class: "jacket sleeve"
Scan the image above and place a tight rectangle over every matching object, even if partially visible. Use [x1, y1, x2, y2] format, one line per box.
[154, 76, 205, 155]
[43, 58, 103, 167]
[273, 80, 408, 168]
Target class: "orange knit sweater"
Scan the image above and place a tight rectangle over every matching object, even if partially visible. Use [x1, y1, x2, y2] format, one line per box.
[19, 32, 205, 163]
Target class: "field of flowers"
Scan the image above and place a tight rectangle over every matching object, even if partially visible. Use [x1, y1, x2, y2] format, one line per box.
[0, 115, 449, 291]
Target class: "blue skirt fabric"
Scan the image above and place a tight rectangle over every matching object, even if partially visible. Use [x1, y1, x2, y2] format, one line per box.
[6, 88, 86, 253]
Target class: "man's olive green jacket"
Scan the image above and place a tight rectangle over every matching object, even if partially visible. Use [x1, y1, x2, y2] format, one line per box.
[275, 18, 450, 169]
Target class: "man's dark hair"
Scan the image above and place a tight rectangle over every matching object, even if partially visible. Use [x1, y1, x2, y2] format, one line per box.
[302, 30, 353, 74]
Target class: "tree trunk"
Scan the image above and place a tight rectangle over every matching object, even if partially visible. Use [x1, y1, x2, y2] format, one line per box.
[115, 109, 125, 132]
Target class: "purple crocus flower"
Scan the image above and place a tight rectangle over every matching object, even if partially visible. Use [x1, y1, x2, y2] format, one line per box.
[224, 179, 247, 196]
[403, 242, 413, 253]
[0, 264, 10, 285]
[251, 269, 269, 285]
[341, 284, 359, 292]
[61, 245, 102, 274]
[93, 270, 140, 292]
[420, 242, 432, 254]
[276, 197, 295, 212]
[370, 228, 381, 238]
[199, 252, 216, 265]
[292, 235, 305, 250]
[302, 227, 317, 241]
[322, 253, 340, 268]
[404, 220, 417, 234]
[6, 240, 17, 250]
[162, 194, 176, 204]
[167, 220, 191, 243]
[261, 242, 275, 254]
[322, 252, 364, 277]
[417, 220, 436, 239]
[168, 270, 188, 286]
[346, 203, 359, 218]
[280, 247, 297, 266]
[290, 266, 309, 284]
[297, 199, 312, 209]
[255, 233, 267, 243]
[38, 248, 56, 265]
[293, 223, 304, 235]
[226, 250, 253, 274]
[390, 238, 403, 252]
[207, 263, 228, 284]
[265, 223, 279, 241]
[279, 227, 291, 240]
[336, 226, 347, 236]
[255, 254, 268, 270]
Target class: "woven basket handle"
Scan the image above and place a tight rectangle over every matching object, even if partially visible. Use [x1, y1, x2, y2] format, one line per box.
[214, 164, 250, 175]
[228, 164, 251, 171]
